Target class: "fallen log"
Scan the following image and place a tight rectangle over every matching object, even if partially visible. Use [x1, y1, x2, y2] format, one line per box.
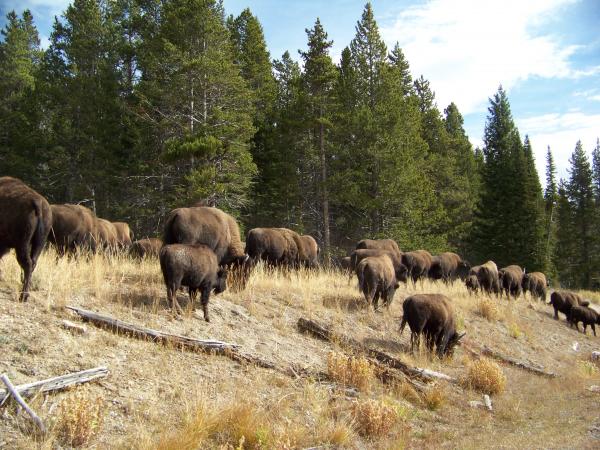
[297, 318, 452, 383]
[0, 367, 109, 405]
[67, 306, 279, 372]
[1, 374, 46, 434]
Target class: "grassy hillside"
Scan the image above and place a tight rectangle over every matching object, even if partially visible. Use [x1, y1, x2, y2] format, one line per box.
[1, 250, 599, 449]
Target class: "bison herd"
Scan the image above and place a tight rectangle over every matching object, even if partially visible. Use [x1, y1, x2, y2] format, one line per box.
[1, 177, 599, 358]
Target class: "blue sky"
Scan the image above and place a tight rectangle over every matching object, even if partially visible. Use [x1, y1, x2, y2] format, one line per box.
[2, 0, 599, 182]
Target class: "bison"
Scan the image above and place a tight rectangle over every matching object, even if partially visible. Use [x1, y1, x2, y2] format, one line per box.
[159, 244, 227, 321]
[350, 248, 405, 277]
[549, 291, 589, 321]
[95, 218, 118, 252]
[48, 204, 97, 255]
[356, 254, 407, 310]
[113, 222, 134, 249]
[428, 252, 470, 284]
[402, 250, 433, 285]
[245, 227, 298, 269]
[521, 272, 547, 301]
[498, 265, 524, 299]
[469, 261, 499, 296]
[356, 239, 401, 257]
[399, 294, 465, 358]
[339, 256, 352, 275]
[163, 206, 249, 289]
[465, 274, 479, 295]
[299, 234, 319, 268]
[0, 177, 52, 301]
[129, 238, 162, 259]
[568, 305, 600, 336]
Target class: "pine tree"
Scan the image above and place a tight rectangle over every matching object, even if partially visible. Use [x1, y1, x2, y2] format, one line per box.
[554, 180, 574, 286]
[544, 146, 558, 277]
[388, 42, 412, 96]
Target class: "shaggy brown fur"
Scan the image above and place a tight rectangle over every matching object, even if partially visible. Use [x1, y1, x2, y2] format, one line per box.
[245, 228, 298, 268]
[356, 239, 401, 257]
[498, 265, 524, 299]
[299, 235, 319, 268]
[428, 252, 470, 284]
[95, 218, 118, 251]
[549, 291, 589, 321]
[469, 261, 499, 296]
[399, 294, 465, 358]
[159, 244, 227, 321]
[129, 238, 162, 259]
[465, 274, 479, 295]
[356, 254, 403, 309]
[350, 248, 406, 280]
[568, 305, 600, 336]
[0, 177, 52, 301]
[112, 222, 134, 249]
[339, 256, 352, 274]
[522, 272, 547, 301]
[402, 250, 433, 285]
[48, 204, 97, 255]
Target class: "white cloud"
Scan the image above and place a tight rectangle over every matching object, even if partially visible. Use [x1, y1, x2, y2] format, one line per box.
[517, 112, 600, 181]
[590, 95, 600, 102]
[2, 0, 70, 17]
[380, 0, 584, 115]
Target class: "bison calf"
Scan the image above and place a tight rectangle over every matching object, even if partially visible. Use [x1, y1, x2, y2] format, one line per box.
[356, 255, 406, 310]
[129, 238, 162, 259]
[549, 291, 589, 321]
[159, 244, 227, 321]
[400, 294, 465, 358]
[568, 306, 600, 336]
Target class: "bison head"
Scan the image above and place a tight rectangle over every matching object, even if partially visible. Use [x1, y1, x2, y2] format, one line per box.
[457, 260, 471, 280]
[214, 268, 228, 294]
[395, 264, 409, 283]
[441, 331, 466, 358]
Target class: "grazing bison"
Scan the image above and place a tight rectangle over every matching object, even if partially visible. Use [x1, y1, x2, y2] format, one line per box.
[48, 204, 97, 255]
[549, 291, 589, 321]
[350, 248, 405, 277]
[339, 256, 352, 275]
[498, 265, 524, 299]
[402, 250, 433, 285]
[0, 177, 52, 301]
[356, 254, 407, 310]
[112, 222, 134, 249]
[568, 305, 600, 336]
[129, 238, 162, 259]
[469, 261, 499, 296]
[522, 272, 547, 301]
[465, 274, 479, 295]
[399, 294, 465, 358]
[356, 239, 401, 257]
[159, 244, 227, 321]
[95, 218, 118, 251]
[299, 235, 319, 268]
[428, 252, 470, 284]
[245, 227, 298, 268]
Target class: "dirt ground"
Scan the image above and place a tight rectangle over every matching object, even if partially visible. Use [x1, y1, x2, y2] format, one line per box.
[1, 250, 599, 449]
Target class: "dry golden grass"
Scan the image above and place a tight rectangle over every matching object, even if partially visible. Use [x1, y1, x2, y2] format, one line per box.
[463, 358, 507, 395]
[508, 322, 522, 339]
[327, 351, 376, 391]
[54, 388, 105, 447]
[422, 384, 446, 411]
[476, 298, 501, 321]
[351, 398, 400, 438]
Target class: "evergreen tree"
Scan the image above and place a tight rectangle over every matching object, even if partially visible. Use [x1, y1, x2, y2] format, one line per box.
[544, 146, 558, 277]
[388, 42, 412, 96]
[554, 180, 574, 286]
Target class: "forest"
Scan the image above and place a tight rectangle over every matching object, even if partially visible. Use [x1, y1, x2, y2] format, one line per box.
[1, 0, 599, 289]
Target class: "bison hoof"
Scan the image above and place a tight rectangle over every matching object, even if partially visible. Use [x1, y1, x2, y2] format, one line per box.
[204, 317, 210, 322]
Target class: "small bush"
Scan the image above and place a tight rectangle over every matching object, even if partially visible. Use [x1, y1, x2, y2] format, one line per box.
[476, 299, 500, 321]
[54, 389, 105, 447]
[464, 358, 506, 395]
[327, 352, 375, 391]
[351, 398, 398, 438]
[508, 322, 522, 339]
[423, 384, 446, 411]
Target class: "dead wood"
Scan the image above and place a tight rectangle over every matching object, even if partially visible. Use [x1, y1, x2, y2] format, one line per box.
[0, 367, 109, 405]
[0, 374, 46, 434]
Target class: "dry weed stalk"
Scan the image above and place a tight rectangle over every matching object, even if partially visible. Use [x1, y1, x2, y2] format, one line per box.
[54, 389, 105, 447]
[423, 384, 446, 411]
[351, 398, 399, 438]
[463, 358, 506, 395]
[327, 351, 376, 391]
[476, 299, 500, 321]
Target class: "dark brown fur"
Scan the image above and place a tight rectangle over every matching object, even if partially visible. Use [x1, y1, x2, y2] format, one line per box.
[159, 244, 227, 321]
[402, 250, 433, 285]
[522, 272, 547, 301]
[498, 265, 524, 299]
[129, 238, 162, 259]
[399, 294, 465, 358]
[568, 305, 600, 336]
[428, 252, 470, 284]
[48, 204, 97, 255]
[0, 177, 52, 301]
[549, 291, 589, 321]
[469, 261, 499, 296]
[245, 228, 298, 268]
[356, 255, 404, 309]
[350, 248, 407, 281]
[95, 218, 118, 251]
[465, 274, 479, 295]
[299, 235, 319, 268]
[113, 222, 134, 249]
[356, 239, 401, 257]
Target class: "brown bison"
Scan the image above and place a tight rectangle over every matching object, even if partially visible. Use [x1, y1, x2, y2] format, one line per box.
[356, 254, 407, 310]
[245, 227, 298, 268]
[522, 272, 547, 301]
[399, 294, 465, 358]
[469, 261, 499, 296]
[568, 305, 600, 336]
[129, 238, 162, 259]
[0, 177, 52, 301]
[549, 291, 589, 321]
[350, 248, 408, 281]
[465, 274, 479, 295]
[299, 235, 319, 268]
[95, 218, 118, 251]
[356, 239, 401, 257]
[428, 252, 470, 284]
[498, 265, 524, 299]
[402, 250, 433, 285]
[112, 222, 134, 249]
[159, 244, 228, 321]
[48, 204, 97, 255]
[339, 256, 352, 274]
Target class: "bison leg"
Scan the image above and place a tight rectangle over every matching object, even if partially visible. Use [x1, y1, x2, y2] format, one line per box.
[200, 285, 211, 322]
[15, 244, 34, 302]
[553, 307, 559, 320]
[592, 324, 596, 337]
[167, 281, 184, 316]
